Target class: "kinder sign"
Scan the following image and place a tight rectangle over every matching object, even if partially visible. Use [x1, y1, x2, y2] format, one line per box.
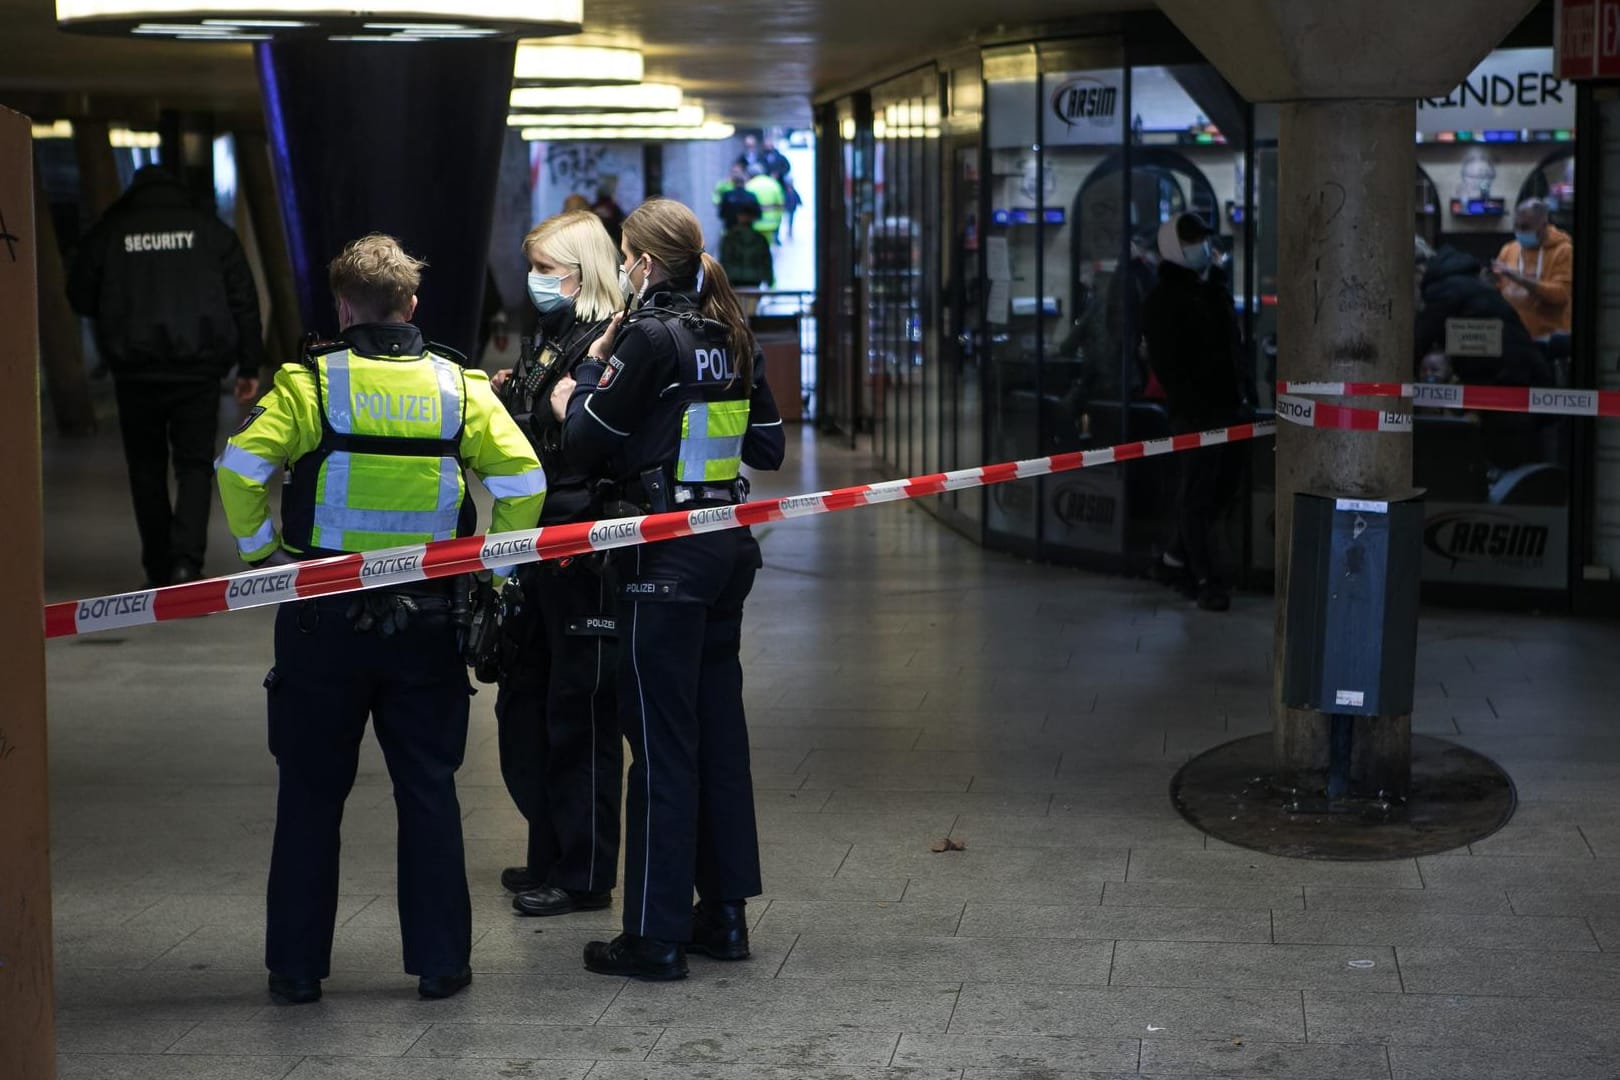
[1417, 48, 1574, 135]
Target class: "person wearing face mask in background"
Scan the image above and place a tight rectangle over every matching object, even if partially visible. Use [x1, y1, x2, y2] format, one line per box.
[1142, 213, 1247, 613]
[1492, 198, 1573, 341]
[487, 211, 627, 918]
[548, 198, 785, 980]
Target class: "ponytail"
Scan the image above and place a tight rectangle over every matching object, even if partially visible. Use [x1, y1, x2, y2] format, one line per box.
[699, 252, 756, 391]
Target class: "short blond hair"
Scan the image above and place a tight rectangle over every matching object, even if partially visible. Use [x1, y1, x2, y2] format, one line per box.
[522, 211, 624, 323]
[329, 233, 425, 321]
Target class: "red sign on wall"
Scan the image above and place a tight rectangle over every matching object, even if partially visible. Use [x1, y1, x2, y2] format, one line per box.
[1557, 0, 1620, 78]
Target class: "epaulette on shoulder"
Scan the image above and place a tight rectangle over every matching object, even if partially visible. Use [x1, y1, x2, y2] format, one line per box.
[426, 341, 471, 367]
[299, 332, 344, 369]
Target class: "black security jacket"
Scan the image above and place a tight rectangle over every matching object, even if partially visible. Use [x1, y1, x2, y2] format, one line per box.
[68, 170, 264, 382]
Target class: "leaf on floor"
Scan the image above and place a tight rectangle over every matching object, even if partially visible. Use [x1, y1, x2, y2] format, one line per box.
[930, 837, 967, 853]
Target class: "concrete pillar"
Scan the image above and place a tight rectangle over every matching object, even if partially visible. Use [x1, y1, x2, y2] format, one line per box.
[73, 118, 122, 220]
[234, 131, 302, 365]
[255, 39, 516, 355]
[0, 107, 56, 1080]
[1157, 0, 1539, 791]
[1273, 100, 1415, 787]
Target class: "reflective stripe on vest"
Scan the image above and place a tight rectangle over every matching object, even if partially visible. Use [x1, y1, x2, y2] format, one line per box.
[300, 350, 467, 553]
[676, 399, 750, 483]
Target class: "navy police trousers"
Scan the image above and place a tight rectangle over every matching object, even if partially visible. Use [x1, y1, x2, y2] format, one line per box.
[613, 527, 764, 943]
[264, 593, 472, 979]
[495, 560, 622, 894]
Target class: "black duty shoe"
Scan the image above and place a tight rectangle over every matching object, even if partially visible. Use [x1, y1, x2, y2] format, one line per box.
[583, 933, 687, 980]
[501, 866, 545, 894]
[1196, 581, 1232, 612]
[689, 900, 750, 960]
[513, 885, 612, 917]
[418, 966, 473, 1000]
[267, 973, 321, 1005]
[170, 563, 203, 585]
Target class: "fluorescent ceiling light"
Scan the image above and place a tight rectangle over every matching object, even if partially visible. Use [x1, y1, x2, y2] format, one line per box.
[31, 121, 162, 147]
[513, 41, 643, 86]
[111, 128, 161, 147]
[521, 122, 735, 142]
[57, 1, 582, 37]
[508, 106, 705, 128]
[511, 82, 682, 113]
[200, 17, 310, 25]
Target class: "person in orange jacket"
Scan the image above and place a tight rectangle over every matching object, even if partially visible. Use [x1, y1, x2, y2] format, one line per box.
[1491, 198, 1572, 340]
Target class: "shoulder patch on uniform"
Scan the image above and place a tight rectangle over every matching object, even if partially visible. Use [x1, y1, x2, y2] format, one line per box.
[233, 406, 266, 435]
[597, 356, 625, 390]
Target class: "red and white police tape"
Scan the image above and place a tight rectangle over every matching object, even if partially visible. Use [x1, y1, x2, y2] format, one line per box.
[45, 420, 1277, 639]
[1276, 380, 1620, 429]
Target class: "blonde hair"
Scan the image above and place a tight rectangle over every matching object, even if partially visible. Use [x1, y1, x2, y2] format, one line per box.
[328, 233, 424, 322]
[522, 211, 624, 324]
[622, 198, 755, 388]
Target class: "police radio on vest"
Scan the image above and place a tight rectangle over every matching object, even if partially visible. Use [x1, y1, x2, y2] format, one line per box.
[694, 347, 732, 382]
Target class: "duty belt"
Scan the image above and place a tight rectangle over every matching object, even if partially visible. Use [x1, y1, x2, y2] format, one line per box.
[619, 474, 749, 513]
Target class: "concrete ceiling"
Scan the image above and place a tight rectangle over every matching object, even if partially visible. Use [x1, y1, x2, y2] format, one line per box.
[0, 0, 1147, 127]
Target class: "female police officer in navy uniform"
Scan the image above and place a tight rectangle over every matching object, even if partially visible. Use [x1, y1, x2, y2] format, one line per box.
[490, 211, 627, 917]
[550, 198, 784, 979]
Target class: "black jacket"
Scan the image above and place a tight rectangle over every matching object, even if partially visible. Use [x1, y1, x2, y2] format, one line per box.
[1142, 262, 1244, 433]
[67, 169, 264, 382]
[1415, 247, 1549, 386]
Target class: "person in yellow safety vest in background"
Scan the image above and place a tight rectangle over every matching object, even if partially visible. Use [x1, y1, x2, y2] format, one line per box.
[744, 165, 785, 245]
[214, 233, 545, 1008]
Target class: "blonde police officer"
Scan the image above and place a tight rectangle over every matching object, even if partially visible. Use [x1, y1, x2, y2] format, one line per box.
[216, 234, 546, 1005]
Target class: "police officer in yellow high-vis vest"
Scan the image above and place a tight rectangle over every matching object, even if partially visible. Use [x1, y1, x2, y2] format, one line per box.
[216, 234, 545, 1006]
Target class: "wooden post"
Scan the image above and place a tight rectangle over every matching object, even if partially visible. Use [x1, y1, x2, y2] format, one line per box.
[0, 106, 58, 1080]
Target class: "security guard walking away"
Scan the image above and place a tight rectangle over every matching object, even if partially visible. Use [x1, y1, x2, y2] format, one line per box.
[69, 164, 265, 586]
[490, 210, 625, 917]
[215, 234, 546, 1004]
[552, 198, 785, 980]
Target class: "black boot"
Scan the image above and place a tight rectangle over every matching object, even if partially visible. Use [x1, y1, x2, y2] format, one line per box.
[689, 900, 750, 960]
[583, 933, 687, 980]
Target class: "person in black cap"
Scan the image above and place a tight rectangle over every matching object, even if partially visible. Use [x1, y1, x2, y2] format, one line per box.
[1142, 212, 1246, 612]
[68, 165, 264, 587]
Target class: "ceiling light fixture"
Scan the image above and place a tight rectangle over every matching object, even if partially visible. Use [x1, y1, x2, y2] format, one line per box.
[520, 122, 735, 142]
[57, 1, 583, 38]
[507, 106, 706, 128]
[513, 41, 643, 86]
[510, 82, 682, 113]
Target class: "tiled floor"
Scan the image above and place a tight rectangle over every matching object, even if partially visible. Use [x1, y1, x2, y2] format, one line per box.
[41, 410, 1620, 1079]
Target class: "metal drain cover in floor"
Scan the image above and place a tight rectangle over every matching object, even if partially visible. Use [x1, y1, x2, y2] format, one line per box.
[1170, 734, 1516, 860]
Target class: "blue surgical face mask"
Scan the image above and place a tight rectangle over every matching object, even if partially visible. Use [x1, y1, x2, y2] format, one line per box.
[1181, 241, 1212, 272]
[527, 270, 576, 315]
[1515, 230, 1541, 250]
